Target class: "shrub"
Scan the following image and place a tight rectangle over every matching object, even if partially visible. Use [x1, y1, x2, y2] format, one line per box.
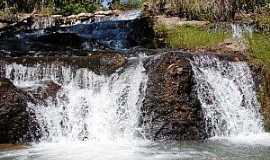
[61, 2, 98, 15]
[148, 0, 270, 21]
[111, 0, 143, 10]
[0, 0, 99, 14]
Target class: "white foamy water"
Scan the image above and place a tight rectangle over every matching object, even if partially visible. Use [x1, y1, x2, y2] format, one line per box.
[231, 23, 253, 40]
[1, 55, 270, 160]
[1, 58, 211, 160]
[4, 58, 147, 143]
[191, 55, 264, 137]
[112, 10, 141, 21]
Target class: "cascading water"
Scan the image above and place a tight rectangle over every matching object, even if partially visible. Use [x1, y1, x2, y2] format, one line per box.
[231, 23, 254, 40]
[191, 55, 264, 137]
[4, 58, 147, 143]
[1, 55, 270, 160]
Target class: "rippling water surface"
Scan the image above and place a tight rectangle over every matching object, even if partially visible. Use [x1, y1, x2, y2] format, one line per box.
[1, 134, 270, 160]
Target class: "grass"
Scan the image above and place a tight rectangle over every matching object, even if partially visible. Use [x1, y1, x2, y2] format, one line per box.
[156, 24, 230, 49]
[247, 32, 270, 67]
[255, 14, 270, 32]
[247, 32, 270, 131]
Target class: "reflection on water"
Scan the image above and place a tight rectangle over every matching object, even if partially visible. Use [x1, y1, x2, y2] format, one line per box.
[1, 134, 270, 160]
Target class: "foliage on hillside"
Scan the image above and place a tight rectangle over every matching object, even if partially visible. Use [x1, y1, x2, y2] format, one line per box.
[111, 0, 143, 10]
[0, 0, 143, 15]
[0, 0, 101, 14]
[147, 0, 270, 21]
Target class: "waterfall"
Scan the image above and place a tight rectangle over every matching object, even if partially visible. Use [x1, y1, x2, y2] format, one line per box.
[3, 58, 147, 143]
[231, 23, 254, 40]
[191, 55, 264, 137]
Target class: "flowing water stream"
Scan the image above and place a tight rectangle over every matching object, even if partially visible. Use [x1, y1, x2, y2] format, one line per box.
[191, 55, 263, 137]
[0, 55, 270, 160]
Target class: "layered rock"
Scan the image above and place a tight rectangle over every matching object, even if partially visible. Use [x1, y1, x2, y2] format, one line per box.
[0, 16, 154, 55]
[0, 51, 126, 75]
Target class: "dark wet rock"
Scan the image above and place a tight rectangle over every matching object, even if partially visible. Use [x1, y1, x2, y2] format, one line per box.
[33, 33, 87, 50]
[88, 52, 126, 75]
[0, 10, 154, 55]
[0, 51, 127, 75]
[0, 78, 41, 144]
[142, 52, 207, 141]
[249, 62, 270, 131]
[0, 16, 154, 55]
[23, 80, 62, 101]
[37, 33, 83, 45]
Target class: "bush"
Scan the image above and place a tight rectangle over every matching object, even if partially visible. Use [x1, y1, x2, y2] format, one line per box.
[61, 2, 97, 15]
[148, 0, 270, 21]
[0, 0, 99, 14]
[111, 0, 143, 10]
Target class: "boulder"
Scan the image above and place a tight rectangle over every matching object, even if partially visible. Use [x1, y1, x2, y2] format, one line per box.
[23, 80, 62, 101]
[141, 52, 207, 141]
[0, 78, 41, 143]
[88, 52, 127, 75]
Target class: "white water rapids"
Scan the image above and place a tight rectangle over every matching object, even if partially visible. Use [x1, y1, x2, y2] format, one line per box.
[191, 55, 264, 137]
[4, 58, 147, 143]
[1, 55, 270, 160]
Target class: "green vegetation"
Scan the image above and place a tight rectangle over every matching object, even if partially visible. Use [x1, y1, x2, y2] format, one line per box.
[148, 0, 270, 21]
[0, 0, 269, 19]
[247, 33, 270, 128]
[156, 24, 230, 49]
[111, 0, 143, 10]
[255, 14, 270, 32]
[61, 2, 98, 14]
[0, 0, 143, 15]
[247, 33, 270, 67]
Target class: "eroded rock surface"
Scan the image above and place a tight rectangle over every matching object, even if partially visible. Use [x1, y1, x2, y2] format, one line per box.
[142, 52, 207, 140]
